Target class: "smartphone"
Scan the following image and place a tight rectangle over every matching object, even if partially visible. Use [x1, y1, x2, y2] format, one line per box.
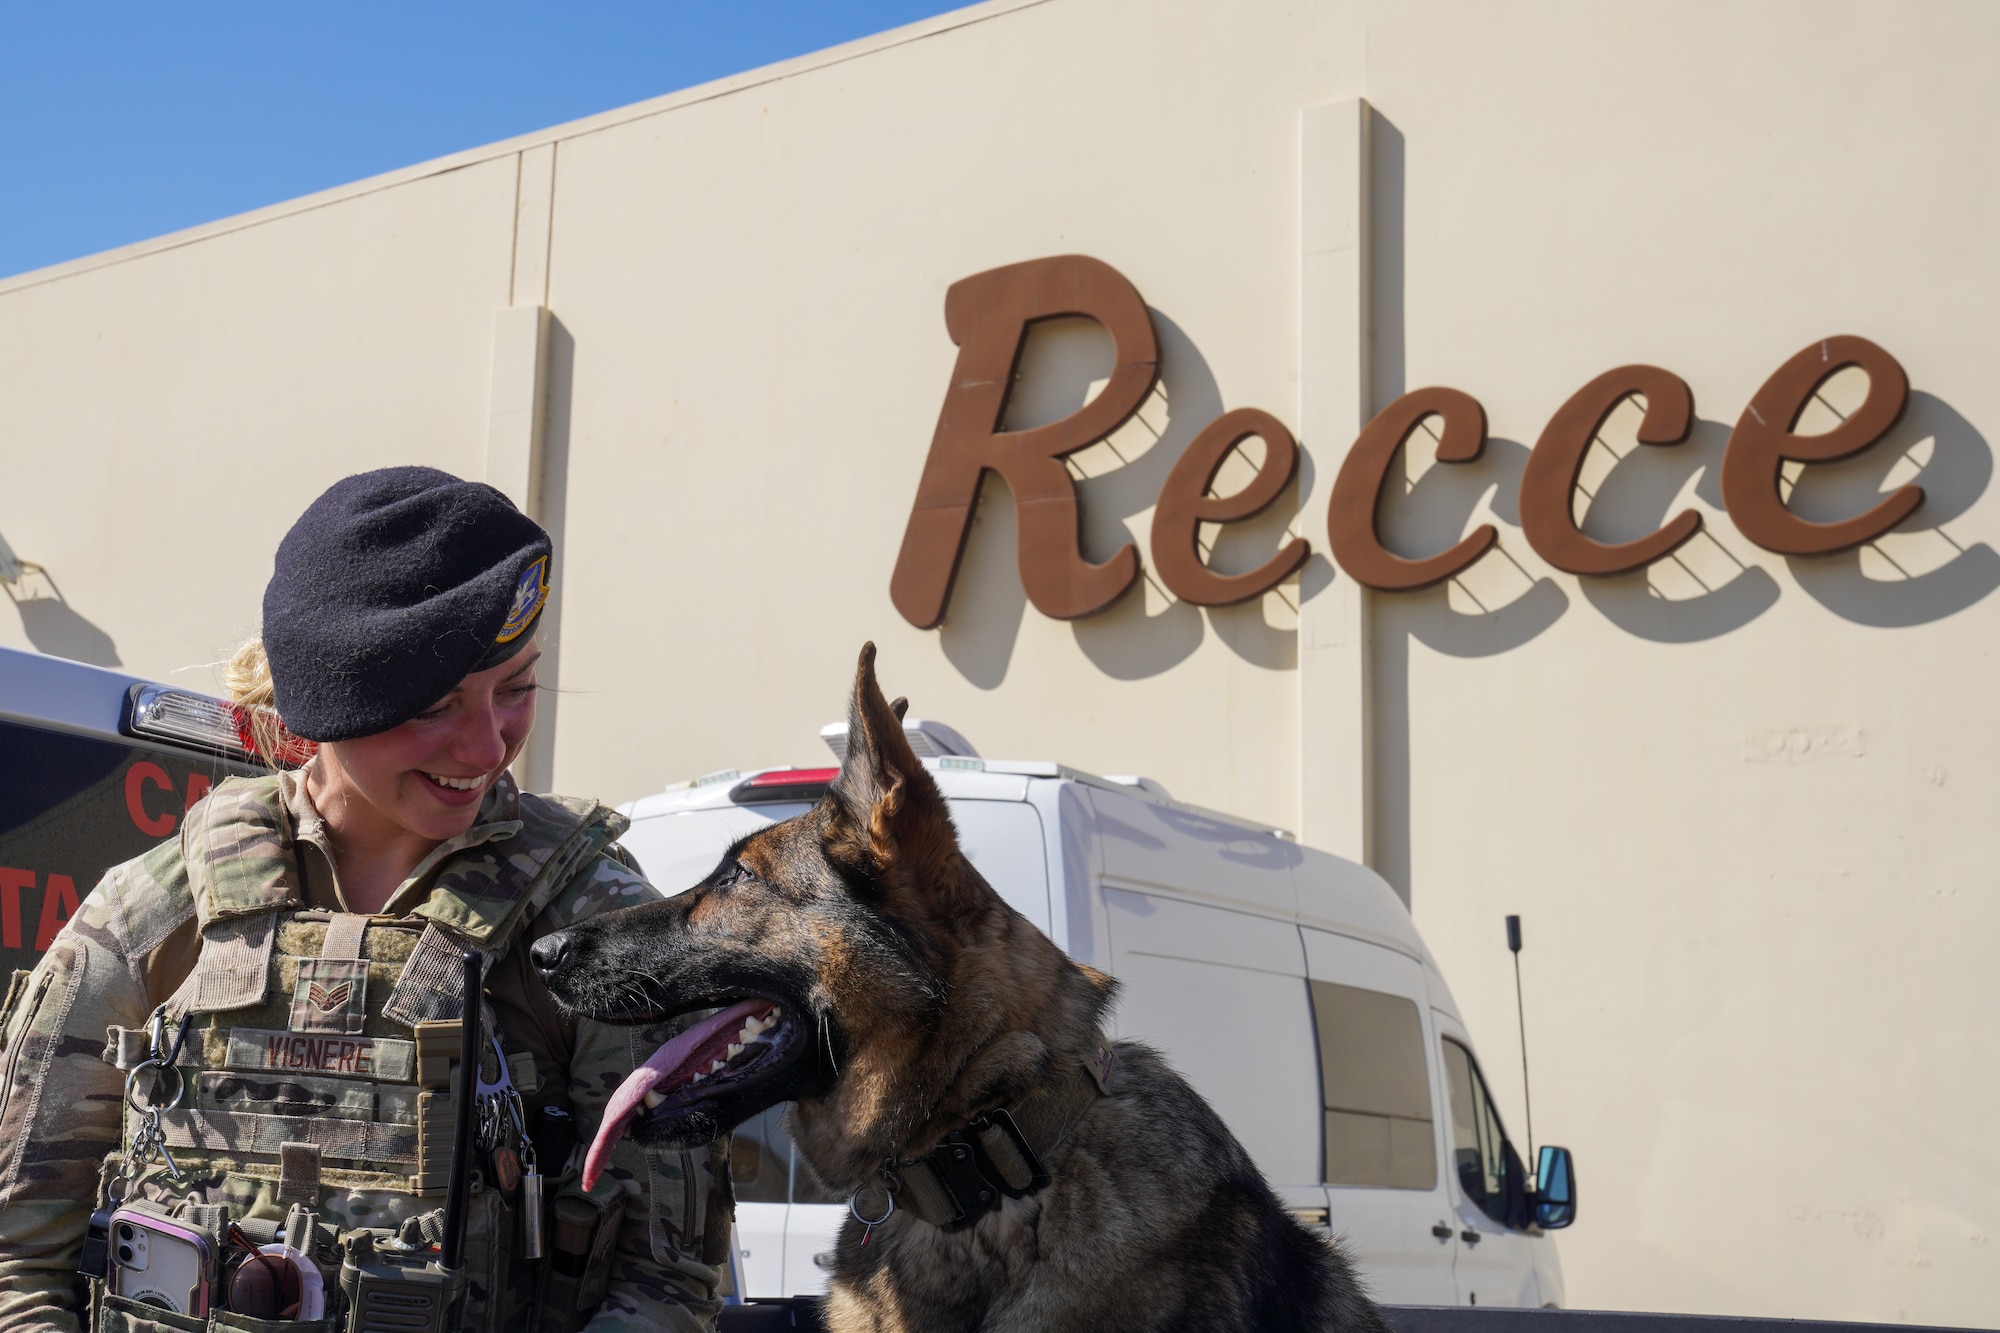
[107, 1208, 213, 1317]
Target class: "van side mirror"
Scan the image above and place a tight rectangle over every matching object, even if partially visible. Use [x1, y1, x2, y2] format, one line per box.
[1534, 1145, 1576, 1229]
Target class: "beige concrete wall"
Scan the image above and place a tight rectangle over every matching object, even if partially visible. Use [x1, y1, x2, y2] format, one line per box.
[538, 0, 1341, 825]
[2, 0, 1995, 1321]
[0, 158, 521, 678]
[1367, 3, 2000, 1321]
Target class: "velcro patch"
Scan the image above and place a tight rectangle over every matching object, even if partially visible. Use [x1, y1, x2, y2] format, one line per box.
[289, 958, 369, 1035]
[226, 1028, 415, 1081]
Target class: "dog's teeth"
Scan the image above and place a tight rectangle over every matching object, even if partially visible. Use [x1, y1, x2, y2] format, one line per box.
[726, 1043, 744, 1058]
[709, 1059, 726, 1073]
[690, 1072, 705, 1083]
[643, 1090, 664, 1109]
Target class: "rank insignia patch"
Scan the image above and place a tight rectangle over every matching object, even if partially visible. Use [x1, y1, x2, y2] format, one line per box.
[308, 981, 353, 1012]
[291, 958, 369, 1036]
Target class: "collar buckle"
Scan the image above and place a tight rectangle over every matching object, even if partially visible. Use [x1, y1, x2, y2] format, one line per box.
[925, 1133, 996, 1230]
[969, 1108, 1049, 1198]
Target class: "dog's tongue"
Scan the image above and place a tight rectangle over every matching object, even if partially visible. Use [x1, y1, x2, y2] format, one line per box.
[583, 998, 769, 1191]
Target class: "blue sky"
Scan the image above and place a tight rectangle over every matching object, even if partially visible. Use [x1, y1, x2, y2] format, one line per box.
[0, 2, 969, 280]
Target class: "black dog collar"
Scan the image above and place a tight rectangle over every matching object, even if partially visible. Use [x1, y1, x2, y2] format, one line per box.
[888, 1033, 1115, 1232]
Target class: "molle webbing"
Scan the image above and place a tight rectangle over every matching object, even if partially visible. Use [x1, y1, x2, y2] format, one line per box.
[321, 912, 368, 959]
[277, 1140, 323, 1205]
[102, 1026, 152, 1071]
[157, 1108, 419, 1163]
[133, 779, 628, 1207]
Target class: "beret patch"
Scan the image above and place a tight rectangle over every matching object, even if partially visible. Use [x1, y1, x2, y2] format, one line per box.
[496, 556, 551, 644]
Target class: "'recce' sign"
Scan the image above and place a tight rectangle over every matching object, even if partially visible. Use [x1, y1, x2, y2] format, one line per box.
[889, 255, 1921, 628]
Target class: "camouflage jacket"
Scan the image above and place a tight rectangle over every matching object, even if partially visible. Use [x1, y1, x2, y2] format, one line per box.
[0, 771, 728, 1333]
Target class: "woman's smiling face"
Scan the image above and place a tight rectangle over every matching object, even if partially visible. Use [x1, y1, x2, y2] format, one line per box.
[314, 644, 541, 844]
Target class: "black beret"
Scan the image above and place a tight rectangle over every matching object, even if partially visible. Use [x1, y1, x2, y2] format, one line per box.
[263, 467, 552, 741]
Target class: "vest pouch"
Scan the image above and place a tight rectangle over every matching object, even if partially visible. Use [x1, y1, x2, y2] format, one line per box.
[206, 1313, 336, 1333]
[533, 1171, 623, 1331]
[93, 1291, 208, 1333]
[461, 1181, 537, 1333]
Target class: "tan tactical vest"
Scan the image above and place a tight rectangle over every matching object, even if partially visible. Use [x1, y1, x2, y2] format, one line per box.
[94, 777, 635, 1333]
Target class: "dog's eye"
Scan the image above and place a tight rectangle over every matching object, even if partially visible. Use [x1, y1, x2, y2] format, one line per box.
[714, 861, 751, 888]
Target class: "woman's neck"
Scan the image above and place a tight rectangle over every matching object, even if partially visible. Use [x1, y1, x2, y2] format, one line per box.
[304, 761, 444, 915]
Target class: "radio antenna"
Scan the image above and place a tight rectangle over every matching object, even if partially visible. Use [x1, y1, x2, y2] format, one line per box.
[442, 949, 481, 1274]
[1506, 915, 1533, 1164]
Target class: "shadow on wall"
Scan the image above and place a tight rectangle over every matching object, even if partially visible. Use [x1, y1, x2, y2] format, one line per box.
[1360, 390, 1996, 660]
[519, 314, 576, 793]
[5, 567, 121, 667]
[1067, 311, 1215, 681]
[1363, 389, 1993, 896]
[938, 308, 1304, 687]
[1352, 105, 1999, 900]
[940, 470, 1031, 689]
[1374, 435, 1569, 658]
[1573, 417, 1779, 644]
[1785, 392, 2000, 627]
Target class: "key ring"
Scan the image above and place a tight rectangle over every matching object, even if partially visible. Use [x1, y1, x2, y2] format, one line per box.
[124, 1058, 185, 1114]
[850, 1186, 894, 1226]
[849, 1184, 894, 1247]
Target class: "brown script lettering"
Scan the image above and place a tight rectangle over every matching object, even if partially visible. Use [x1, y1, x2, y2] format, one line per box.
[894, 257, 1938, 620]
[1328, 387, 1498, 591]
[1720, 336, 1920, 556]
[890, 255, 1160, 628]
[1520, 365, 1703, 575]
[1151, 408, 1311, 606]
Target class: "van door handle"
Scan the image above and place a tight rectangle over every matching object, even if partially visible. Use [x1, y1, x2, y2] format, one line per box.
[1430, 1224, 1453, 1239]
[1460, 1230, 1481, 1245]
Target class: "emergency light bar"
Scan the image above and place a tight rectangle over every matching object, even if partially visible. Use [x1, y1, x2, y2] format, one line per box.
[729, 767, 839, 805]
[820, 717, 978, 762]
[124, 684, 317, 768]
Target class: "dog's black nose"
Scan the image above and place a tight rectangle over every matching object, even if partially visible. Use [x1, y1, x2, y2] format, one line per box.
[530, 931, 572, 978]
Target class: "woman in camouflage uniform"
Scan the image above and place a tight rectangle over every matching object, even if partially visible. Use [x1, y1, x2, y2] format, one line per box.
[0, 468, 729, 1333]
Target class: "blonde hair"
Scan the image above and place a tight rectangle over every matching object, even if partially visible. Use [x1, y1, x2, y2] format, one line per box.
[224, 635, 290, 768]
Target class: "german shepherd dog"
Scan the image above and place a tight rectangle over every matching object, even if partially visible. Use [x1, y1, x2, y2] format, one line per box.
[532, 645, 1391, 1333]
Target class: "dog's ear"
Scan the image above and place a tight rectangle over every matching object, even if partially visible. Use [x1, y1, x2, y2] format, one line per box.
[825, 643, 954, 888]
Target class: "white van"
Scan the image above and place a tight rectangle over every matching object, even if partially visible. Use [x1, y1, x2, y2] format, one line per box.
[616, 719, 1576, 1309]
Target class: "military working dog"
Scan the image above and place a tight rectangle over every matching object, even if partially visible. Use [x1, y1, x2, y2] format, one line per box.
[531, 645, 1391, 1333]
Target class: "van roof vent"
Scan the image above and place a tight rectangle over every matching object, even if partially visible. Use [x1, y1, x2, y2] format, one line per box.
[820, 718, 979, 764]
[1105, 775, 1174, 801]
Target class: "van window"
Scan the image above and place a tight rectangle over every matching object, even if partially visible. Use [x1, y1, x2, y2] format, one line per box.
[1309, 980, 1436, 1190]
[946, 800, 1050, 932]
[0, 718, 249, 979]
[1440, 1037, 1515, 1225]
[730, 1104, 836, 1204]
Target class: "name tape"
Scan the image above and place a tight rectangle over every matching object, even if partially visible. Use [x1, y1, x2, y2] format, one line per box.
[226, 1027, 416, 1082]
